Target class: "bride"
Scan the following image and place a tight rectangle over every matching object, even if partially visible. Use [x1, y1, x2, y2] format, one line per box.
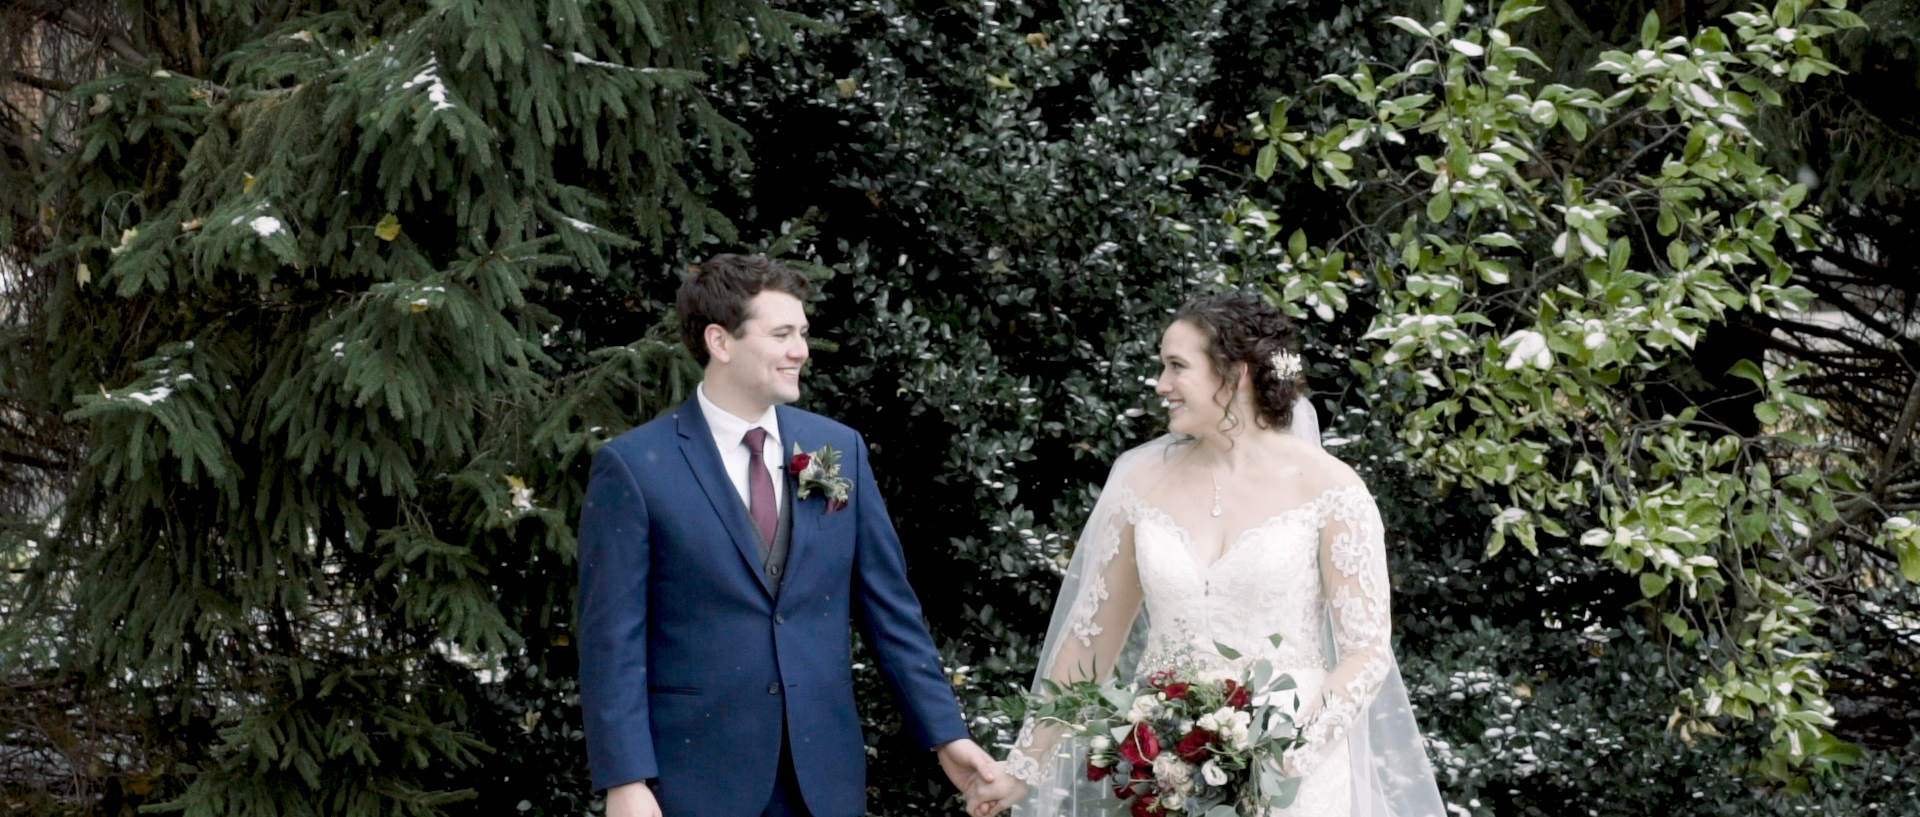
[970, 292, 1446, 817]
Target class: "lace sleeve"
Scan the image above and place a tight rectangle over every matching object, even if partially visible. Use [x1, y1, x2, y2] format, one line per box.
[1280, 483, 1393, 778]
[1005, 489, 1145, 784]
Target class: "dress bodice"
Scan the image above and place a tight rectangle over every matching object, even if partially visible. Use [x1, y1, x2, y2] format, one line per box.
[1129, 499, 1331, 677]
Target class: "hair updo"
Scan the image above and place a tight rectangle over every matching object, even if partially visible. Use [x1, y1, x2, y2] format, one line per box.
[1171, 291, 1307, 434]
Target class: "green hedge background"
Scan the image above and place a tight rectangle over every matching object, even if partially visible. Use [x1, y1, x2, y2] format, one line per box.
[1, 1, 1916, 816]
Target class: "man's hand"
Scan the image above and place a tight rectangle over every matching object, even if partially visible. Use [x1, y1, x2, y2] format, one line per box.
[605, 781, 662, 817]
[936, 739, 1000, 814]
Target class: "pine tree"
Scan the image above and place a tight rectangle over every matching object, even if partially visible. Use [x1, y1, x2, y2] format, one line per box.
[1, 1, 785, 813]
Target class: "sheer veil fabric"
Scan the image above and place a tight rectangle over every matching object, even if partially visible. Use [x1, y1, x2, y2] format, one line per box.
[1005, 397, 1446, 817]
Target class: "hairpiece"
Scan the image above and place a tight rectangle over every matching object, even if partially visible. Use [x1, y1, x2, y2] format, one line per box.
[1269, 349, 1303, 379]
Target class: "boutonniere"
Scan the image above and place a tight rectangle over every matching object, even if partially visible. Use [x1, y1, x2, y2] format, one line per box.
[789, 442, 852, 513]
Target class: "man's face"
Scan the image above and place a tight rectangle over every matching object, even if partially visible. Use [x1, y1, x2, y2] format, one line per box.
[711, 290, 810, 409]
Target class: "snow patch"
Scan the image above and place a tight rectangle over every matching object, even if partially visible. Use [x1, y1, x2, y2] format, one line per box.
[571, 52, 628, 70]
[127, 387, 173, 405]
[249, 216, 283, 237]
[401, 57, 456, 112]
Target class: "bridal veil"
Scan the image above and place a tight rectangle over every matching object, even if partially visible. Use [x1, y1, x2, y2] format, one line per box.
[1006, 397, 1447, 817]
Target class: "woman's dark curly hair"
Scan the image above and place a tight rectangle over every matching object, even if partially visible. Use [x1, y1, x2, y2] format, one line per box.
[1172, 291, 1307, 435]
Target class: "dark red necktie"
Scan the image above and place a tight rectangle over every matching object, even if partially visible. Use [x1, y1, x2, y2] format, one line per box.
[743, 428, 777, 544]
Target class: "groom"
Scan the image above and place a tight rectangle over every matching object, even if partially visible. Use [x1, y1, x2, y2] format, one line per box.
[577, 254, 1000, 817]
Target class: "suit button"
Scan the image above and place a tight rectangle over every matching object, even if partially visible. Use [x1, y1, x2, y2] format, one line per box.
[767, 563, 782, 578]
[774, 613, 786, 625]
[768, 683, 780, 695]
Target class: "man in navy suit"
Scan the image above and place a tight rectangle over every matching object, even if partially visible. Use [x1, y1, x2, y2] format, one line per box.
[578, 255, 1001, 817]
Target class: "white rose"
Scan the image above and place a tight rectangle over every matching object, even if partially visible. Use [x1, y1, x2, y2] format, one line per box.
[1201, 759, 1228, 786]
[1151, 755, 1190, 783]
[1196, 712, 1219, 732]
[1127, 695, 1158, 724]
[1090, 735, 1112, 751]
[1229, 725, 1252, 751]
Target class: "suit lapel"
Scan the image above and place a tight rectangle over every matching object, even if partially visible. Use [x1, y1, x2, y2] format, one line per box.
[777, 405, 817, 582]
[674, 400, 776, 598]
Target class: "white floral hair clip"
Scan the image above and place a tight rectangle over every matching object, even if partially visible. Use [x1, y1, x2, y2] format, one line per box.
[1269, 349, 1303, 379]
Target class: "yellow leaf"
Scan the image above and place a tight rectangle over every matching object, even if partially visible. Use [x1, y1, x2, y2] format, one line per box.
[1025, 32, 1051, 49]
[986, 73, 1016, 90]
[243, 173, 257, 194]
[374, 213, 401, 241]
[75, 263, 90, 286]
[180, 217, 205, 232]
[409, 299, 430, 313]
[836, 78, 859, 99]
[505, 475, 527, 490]
[89, 94, 111, 114]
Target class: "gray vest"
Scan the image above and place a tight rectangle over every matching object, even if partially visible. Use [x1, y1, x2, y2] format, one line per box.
[745, 486, 793, 595]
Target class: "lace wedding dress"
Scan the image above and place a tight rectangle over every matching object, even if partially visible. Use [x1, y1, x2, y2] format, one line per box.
[1005, 405, 1445, 817]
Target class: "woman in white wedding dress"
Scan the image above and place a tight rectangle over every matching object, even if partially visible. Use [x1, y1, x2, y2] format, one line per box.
[971, 293, 1446, 817]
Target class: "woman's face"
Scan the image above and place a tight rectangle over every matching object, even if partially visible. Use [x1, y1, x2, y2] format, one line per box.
[1155, 320, 1232, 437]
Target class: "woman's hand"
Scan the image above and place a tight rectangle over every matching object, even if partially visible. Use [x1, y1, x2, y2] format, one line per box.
[967, 761, 1030, 816]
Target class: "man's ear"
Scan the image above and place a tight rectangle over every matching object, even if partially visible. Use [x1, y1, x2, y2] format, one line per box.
[703, 323, 733, 365]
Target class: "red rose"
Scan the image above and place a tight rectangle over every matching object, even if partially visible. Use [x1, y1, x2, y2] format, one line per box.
[1224, 679, 1252, 709]
[788, 453, 812, 472]
[1174, 728, 1215, 763]
[1129, 793, 1163, 817]
[1118, 721, 1160, 766]
[1086, 760, 1111, 782]
[1162, 682, 1190, 700]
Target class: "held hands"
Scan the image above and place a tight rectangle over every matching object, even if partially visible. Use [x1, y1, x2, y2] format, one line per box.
[966, 761, 1028, 817]
[936, 739, 1018, 817]
[605, 781, 662, 817]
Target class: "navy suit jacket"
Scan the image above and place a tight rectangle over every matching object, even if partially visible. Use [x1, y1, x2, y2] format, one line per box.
[578, 397, 970, 817]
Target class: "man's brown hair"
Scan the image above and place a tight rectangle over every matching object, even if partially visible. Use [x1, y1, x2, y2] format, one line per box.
[676, 254, 816, 366]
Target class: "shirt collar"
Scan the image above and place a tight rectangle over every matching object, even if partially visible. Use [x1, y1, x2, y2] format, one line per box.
[696, 382, 781, 451]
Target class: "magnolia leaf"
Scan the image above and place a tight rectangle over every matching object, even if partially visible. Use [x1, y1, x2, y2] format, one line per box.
[374, 214, 402, 241]
[1256, 144, 1278, 181]
[1894, 535, 1920, 584]
[1640, 572, 1670, 598]
[1726, 359, 1766, 389]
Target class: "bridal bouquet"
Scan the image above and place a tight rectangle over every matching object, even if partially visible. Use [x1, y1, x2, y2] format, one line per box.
[1012, 642, 1307, 817]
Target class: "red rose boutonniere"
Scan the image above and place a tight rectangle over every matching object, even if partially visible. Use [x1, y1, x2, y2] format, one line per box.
[789, 443, 852, 513]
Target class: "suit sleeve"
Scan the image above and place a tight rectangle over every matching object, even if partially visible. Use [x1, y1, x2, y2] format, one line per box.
[847, 432, 973, 750]
[577, 445, 658, 790]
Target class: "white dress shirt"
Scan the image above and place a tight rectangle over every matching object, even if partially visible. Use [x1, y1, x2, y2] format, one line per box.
[696, 382, 785, 510]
